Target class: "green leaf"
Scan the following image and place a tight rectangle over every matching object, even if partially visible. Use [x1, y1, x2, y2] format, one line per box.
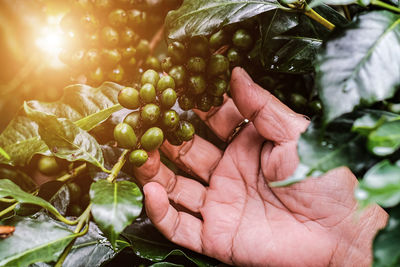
[28, 82, 123, 132]
[150, 263, 184, 267]
[0, 215, 77, 267]
[373, 206, 400, 267]
[24, 103, 107, 172]
[0, 147, 10, 161]
[0, 179, 65, 219]
[0, 82, 123, 167]
[123, 216, 219, 267]
[90, 180, 143, 248]
[271, 119, 375, 187]
[308, 0, 357, 9]
[0, 167, 36, 192]
[352, 109, 400, 136]
[316, 11, 400, 122]
[356, 160, 400, 208]
[368, 120, 400, 156]
[31, 223, 130, 267]
[165, 0, 283, 40]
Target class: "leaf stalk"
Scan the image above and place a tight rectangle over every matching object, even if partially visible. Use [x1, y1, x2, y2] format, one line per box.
[371, 0, 400, 13]
[107, 149, 129, 183]
[304, 6, 335, 30]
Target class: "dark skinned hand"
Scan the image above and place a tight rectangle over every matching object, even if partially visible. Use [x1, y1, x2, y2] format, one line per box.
[133, 68, 388, 267]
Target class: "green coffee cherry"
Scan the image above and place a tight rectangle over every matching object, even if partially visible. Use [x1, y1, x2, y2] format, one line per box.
[68, 183, 82, 203]
[120, 46, 136, 60]
[309, 100, 322, 114]
[38, 156, 60, 175]
[120, 27, 139, 46]
[157, 75, 175, 93]
[141, 127, 164, 151]
[101, 26, 119, 47]
[85, 31, 100, 47]
[114, 123, 137, 149]
[161, 57, 173, 72]
[127, 57, 137, 67]
[232, 29, 253, 51]
[160, 88, 177, 109]
[118, 87, 140, 109]
[227, 48, 243, 67]
[136, 39, 150, 59]
[178, 94, 195, 111]
[273, 89, 286, 102]
[88, 67, 104, 84]
[101, 48, 121, 66]
[68, 204, 83, 217]
[80, 13, 99, 32]
[108, 64, 124, 83]
[387, 102, 400, 114]
[145, 56, 161, 71]
[167, 41, 186, 64]
[94, 0, 113, 11]
[197, 94, 213, 112]
[188, 75, 207, 95]
[129, 149, 149, 167]
[141, 69, 159, 86]
[141, 104, 160, 125]
[168, 66, 186, 87]
[207, 54, 229, 77]
[208, 78, 227, 97]
[108, 9, 128, 27]
[188, 36, 209, 57]
[140, 83, 156, 104]
[290, 93, 307, 109]
[177, 121, 195, 142]
[84, 49, 100, 68]
[127, 9, 147, 27]
[187, 57, 206, 73]
[209, 29, 228, 49]
[124, 111, 141, 129]
[166, 131, 183, 146]
[162, 110, 180, 130]
[212, 96, 224, 107]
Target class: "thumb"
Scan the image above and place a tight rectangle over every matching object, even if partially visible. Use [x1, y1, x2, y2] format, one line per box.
[230, 67, 309, 143]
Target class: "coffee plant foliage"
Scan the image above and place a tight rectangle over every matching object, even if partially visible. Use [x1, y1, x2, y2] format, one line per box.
[0, 0, 400, 266]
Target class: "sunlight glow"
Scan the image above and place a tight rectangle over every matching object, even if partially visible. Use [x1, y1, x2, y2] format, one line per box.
[35, 14, 66, 69]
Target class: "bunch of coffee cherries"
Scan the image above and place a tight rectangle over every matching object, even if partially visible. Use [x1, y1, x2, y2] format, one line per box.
[114, 70, 195, 167]
[59, 0, 181, 86]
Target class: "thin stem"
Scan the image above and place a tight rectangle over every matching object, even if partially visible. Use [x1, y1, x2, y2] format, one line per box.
[0, 202, 18, 217]
[304, 6, 335, 31]
[343, 5, 351, 21]
[55, 204, 92, 267]
[371, 0, 400, 13]
[57, 164, 87, 182]
[0, 198, 17, 203]
[107, 149, 129, 183]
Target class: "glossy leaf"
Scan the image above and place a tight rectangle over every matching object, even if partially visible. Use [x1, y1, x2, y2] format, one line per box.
[90, 180, 143, 248]
[368, 120, 400, 156]
[271, 119, 375, 187]
[352, 109, 400, 136]
[0, 167, 36, 192]
[166, 0, 283, 40]
[150, 263, 184, 267]
[0, 82, 123, 167]
[0, 179, 65, 219]
[123, 216, 218, 267]
[0, 215, 77, 267]
[31, 223, 130, 267]
[316, 11, 400, 122]
[373, 206, 400, 267]
[356, 160, 400, 208]
[24, 103, 107, 172]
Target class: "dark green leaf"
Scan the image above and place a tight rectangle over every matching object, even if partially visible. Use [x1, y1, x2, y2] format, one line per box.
[0, 215, 77, 267]
[166, 0, 283, 40]
[0, 82, 123, 167]
[352, 109, 400, 136]
[150, 263, 184, 267]
[24, 103, 107, 172]
[316, 11, 400, 122]
[373, 206, 400, 267]
[0, 167, 36, 192]
[356, 160, 400, 207]
[271, 119, 375, 187]
[31, 223, 130, 267]
[90, 180, 143, 248]
[308, 0, 357, 9]
[0, 179, 65, 219]
[123, 216, 219, 267]
[368, 120, 400, 156]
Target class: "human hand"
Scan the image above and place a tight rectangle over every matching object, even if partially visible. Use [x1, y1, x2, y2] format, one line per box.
[133, 68, 388, 266]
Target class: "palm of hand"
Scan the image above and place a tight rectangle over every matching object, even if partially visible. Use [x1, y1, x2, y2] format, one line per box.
[134, 68, 386, 267]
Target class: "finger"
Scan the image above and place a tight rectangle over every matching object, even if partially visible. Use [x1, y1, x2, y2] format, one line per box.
[230, 67, 309, 143]
[133, 152, 207, 213]
[144, 182, 204, 253]
[194, 96, 245, 141]
[161, 135, 223, 183]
